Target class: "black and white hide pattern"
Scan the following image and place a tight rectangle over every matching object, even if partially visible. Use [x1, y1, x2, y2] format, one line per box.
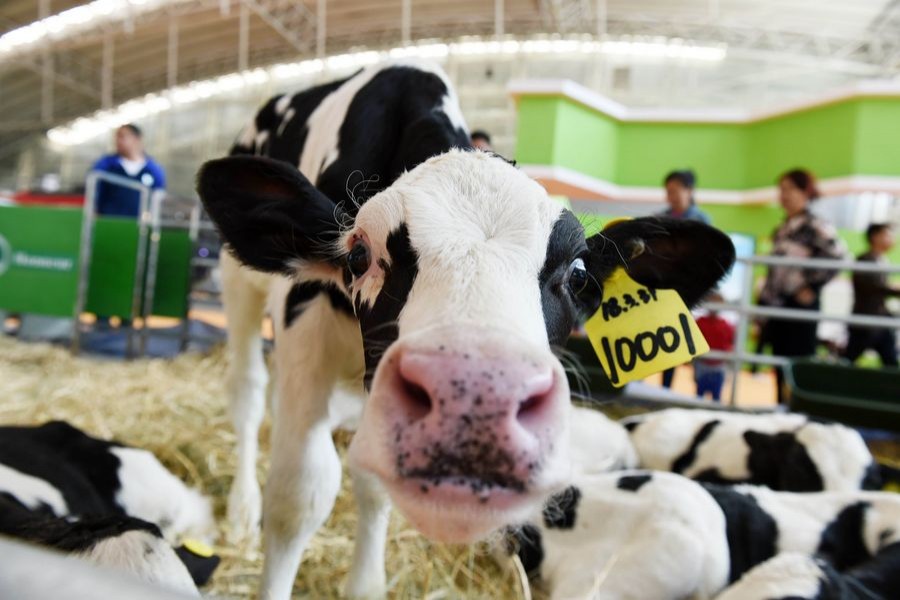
[0, 421, 218, 589]
[506, 470, 900, 600]
[0, 494, 198, 596]
[622, 408, 887, 492]
[715, 549, 900, 600]
[198, 61, 736, 599]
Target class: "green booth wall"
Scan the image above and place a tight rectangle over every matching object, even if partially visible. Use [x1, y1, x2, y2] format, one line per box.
[516, 94, 900, 189]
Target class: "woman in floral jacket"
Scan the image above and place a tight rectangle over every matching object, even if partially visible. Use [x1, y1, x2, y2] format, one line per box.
[759, 169, 846, 403]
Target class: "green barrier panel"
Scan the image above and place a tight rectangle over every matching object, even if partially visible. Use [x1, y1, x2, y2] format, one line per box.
[786, 359, 900, 432]
[86, 218, 193, 319]
[0, 205, 82, 317]
[150, 229, 192, 318]
[0, 205, 193, 321]
[85, 217, 141, 318]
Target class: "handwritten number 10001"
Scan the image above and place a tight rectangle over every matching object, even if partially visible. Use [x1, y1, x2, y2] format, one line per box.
[601, 287, 658, 321]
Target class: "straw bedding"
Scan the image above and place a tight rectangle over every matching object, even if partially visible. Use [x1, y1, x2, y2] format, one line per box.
[0, 335, 525, 599]
[2, 335, 897, 598]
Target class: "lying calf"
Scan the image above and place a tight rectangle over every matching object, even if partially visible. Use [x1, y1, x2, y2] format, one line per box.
[0, 421, 218, 587]
[715, 549, 900, 600]
[0, 494, 198, 595]
[568, 405, 639, 475]
[622, 408, 888, 491]
[506, 470, 900, 599]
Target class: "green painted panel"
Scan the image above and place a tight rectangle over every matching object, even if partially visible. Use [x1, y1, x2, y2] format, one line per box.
[514, 97, 559, 166]
[0, 206, 81, 316]
[745, 102, 858, 188]
[0, 207, 190, 320]
[85, 217, 140, 318]
[854, 99, 900, 176]
[553, 100, 618, 182]
[151, 230, 192, 318]
[617, 122, 748, 189]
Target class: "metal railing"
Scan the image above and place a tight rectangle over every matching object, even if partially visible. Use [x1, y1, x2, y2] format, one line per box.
[700, 254, 900, 404]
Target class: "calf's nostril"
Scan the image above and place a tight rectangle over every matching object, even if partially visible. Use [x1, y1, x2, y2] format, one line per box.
[517, 392, 546, 420]
[401, 377, 432, 420]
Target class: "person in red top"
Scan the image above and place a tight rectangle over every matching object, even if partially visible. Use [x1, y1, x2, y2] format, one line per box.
[694, 293, 735, 401]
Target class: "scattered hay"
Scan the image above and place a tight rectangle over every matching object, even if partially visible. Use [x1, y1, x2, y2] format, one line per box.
[0, 336, 524, 599]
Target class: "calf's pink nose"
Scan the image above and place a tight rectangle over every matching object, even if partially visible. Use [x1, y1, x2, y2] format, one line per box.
[388, 347, 559, 491]
[397, 350, 554, 422]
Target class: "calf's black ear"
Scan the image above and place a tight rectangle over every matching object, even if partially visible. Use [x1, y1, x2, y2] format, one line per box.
[586, 217, 735, 307]
[197, 155, 345, 275]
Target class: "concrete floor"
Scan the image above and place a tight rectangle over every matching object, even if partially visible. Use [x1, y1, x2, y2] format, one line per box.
[644, 365, 779, 408]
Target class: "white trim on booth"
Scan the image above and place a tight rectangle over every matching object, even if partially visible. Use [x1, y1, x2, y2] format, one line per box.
[520, 164, 900, 204]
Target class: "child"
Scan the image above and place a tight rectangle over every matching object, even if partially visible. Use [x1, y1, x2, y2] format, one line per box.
[694, 292, 735, 401]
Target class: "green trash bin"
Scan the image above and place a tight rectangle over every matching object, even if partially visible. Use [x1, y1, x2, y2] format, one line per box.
[785, 358, 900, 431]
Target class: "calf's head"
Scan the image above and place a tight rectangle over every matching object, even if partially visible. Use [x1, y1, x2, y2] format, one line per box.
[198, 150, 734, 542]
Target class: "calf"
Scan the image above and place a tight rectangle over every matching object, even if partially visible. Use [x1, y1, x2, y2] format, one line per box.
[715, 550, 900, 600]
[0, 420, 215, 544]
[0, 494, 198, 595]
[197, 61, 735, 598]
[568, 404, 639, 475]
[0, 420, 218, 592]
[506, 471, 900, 599]
[622, 408, 885, 491]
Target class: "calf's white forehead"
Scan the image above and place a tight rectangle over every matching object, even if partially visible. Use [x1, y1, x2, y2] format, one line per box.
[352, 150, 565, 342]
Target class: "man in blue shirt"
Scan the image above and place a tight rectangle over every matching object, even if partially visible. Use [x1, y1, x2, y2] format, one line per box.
[90, 124, 166, 217]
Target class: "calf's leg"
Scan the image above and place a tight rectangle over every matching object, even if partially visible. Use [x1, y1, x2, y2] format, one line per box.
[221, 253, 270, 543]
[260, 297, 347, 600]
[345, 469, 391, 598]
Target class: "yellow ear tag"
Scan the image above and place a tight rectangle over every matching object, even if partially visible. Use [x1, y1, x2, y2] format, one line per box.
[182, 538, 215, 558]
[584, 267, 709, 387]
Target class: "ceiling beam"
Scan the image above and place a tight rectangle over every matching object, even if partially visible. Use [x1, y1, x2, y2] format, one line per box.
[241, 0, 314, 54]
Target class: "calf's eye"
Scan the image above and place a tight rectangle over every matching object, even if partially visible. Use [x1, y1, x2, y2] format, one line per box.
[347, 240, 371, 277]
[567, 257, 589, 295]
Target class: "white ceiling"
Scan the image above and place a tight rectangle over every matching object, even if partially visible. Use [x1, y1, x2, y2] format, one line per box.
[1, 0, 898, 164]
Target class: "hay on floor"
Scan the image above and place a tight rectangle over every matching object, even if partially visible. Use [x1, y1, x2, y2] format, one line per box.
[0, 336, 525, 599]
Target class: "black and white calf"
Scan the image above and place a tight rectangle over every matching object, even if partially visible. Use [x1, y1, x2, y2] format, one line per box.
[715, 549, 900, 600]
[506, 471, 900, 599]
[0, 421, 217, 592]
[0, 494, 198, 595]
[198, 61, 735, 598]
[622, 408, 887, 492]
[568, 405, 639, 475]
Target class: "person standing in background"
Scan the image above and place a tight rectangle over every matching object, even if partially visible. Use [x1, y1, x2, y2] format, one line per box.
[661, 169, 711, 224]
[759, 168, 845, 403]
[659, 169, 711, 388]
[844, 223, 899, 367]
[90, 123, 166, 217]
[694, 292, 735, 402]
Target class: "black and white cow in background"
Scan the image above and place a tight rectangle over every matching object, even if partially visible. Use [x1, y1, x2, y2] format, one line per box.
[715, 549, 900, 600]
[506, 471, 900, 599]
[622, 408, 891, 492]
[0, 420, 218, 592]
[196, 61, 735, 598]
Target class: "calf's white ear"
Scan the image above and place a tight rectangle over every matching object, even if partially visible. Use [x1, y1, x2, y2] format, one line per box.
[196, 156, 346, 275]
[585, 217, 735, 307]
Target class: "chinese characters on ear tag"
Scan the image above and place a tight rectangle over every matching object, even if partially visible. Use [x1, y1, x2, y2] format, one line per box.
[583, 267, 709, 387]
